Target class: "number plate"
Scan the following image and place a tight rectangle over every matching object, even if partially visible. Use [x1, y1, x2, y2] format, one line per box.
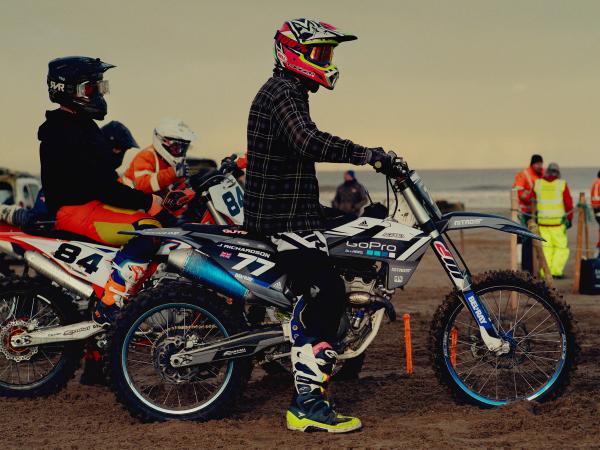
[208, 175, 245, 225]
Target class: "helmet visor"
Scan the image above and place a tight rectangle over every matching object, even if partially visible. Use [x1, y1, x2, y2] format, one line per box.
[307, 45, 335, 66]
[76, 79, 109, 99]
[158, 134, 191, 157]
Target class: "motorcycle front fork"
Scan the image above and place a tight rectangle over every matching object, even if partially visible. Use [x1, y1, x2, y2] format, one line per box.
[430, 234, 510, 355]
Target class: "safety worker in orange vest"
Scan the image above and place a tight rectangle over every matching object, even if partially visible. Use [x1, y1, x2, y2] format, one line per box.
[533, 162, 573, 278]
[123, 118, 197, 194]
[512, 154, 544, 273]
[591, 170, 600, 256]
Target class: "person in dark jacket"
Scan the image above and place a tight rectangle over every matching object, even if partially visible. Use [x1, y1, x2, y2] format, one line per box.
[244, 19, 394, 433]
[332, 170, 369, 215]
[101, 120, 139, 170]
[40, 56, 187, 325]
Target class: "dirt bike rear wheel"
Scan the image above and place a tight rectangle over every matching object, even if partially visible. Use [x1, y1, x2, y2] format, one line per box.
[107, 281, 252, 422]
[0, 277, 82, 397]
[430, 270, 578, 407]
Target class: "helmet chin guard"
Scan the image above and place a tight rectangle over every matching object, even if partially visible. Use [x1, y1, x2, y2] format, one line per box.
[152, 118, 197, 168]
[273, 18, 357, 90]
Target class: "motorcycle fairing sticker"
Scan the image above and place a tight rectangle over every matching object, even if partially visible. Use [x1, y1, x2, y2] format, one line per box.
[18, 237, 116, 286]
[463, 290, 495, 331]
[433, 241, 465, 289]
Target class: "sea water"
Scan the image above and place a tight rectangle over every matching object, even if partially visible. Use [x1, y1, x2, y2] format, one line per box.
[318, 167, 597, 210]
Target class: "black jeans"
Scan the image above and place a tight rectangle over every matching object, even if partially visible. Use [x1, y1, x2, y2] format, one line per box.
[278, 248, 346, 343]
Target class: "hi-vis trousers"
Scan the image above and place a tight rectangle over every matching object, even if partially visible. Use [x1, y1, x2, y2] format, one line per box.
[539, 224, 569, 277]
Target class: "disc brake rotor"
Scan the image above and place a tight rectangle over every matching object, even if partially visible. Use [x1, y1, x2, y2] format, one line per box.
[0, 319, 39, 362]
[152, 325, 216, 384]
[468, 321, 529, 369]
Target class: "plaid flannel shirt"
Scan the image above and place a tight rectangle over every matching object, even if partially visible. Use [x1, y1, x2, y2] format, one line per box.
[244, 72, 379, 234]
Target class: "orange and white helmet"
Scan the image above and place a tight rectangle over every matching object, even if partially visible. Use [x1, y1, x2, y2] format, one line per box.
[152, 118, 197, 168]
[274, 18, 357, 90]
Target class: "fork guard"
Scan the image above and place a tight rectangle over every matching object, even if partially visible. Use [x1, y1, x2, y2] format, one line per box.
[437, 212, 544, 241]
[170, 327, 286, 368]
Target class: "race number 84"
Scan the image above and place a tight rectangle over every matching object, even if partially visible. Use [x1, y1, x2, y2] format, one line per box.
[222, 186, 244, 217]
[54, 243, 103, 274]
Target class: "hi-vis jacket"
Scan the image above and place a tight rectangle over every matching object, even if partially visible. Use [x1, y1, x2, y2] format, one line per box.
[122, 146, 177, 194]
[591, 178, 600, 209]
[533, 177, 573, 226]
[512, 166, 543, 214]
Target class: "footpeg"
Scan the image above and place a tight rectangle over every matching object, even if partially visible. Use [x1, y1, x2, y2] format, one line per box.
[373, 296, 396, 322]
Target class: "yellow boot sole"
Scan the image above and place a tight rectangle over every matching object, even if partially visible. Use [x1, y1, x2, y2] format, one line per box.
[286, 410, 362, 433]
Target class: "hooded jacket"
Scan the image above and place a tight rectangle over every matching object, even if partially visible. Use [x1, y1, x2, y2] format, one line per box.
[38, 109, 152, 215]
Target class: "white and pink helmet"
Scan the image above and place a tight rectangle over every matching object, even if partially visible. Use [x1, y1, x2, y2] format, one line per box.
[274, 18, 357, 90]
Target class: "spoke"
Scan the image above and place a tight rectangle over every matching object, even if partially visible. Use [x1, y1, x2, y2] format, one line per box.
[39, 349, 56, 369]
[519, 350, 551, 379]
[458, 354, 490, 378]
[192, 383, 199, 404]
[477, 358, 498, 394]
[480, 294, 504, 334]
[514, 364, 536, 393]
[511, 301, 538, 331]
[518, 350, 559, 363]
[516, 320, 557, 344]
[525, 337, 562, 343]
[163, 385, 174, 405]
[455, 339, 488, 352]
[127, 358, 154, 366]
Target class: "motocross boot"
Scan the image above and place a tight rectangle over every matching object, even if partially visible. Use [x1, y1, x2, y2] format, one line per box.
[286, 342, 362, 433]
[93, 260, 148, 326]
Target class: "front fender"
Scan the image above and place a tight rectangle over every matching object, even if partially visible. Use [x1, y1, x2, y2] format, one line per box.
[437, 212, 543, 241]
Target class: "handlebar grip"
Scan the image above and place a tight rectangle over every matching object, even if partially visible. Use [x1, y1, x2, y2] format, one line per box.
[236, 153, 248, 169]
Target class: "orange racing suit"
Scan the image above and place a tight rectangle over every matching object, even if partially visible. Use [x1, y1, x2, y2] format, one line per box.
[122, 146, 178, 194]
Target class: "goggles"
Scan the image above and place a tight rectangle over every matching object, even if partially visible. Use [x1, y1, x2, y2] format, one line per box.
[307, 45, 335, 66]
[157, 133, 191, 157]
[76, 79, 110, 99]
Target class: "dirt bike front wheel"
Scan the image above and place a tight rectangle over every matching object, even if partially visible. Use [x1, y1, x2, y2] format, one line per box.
[430, 270, 578, 407]
[108, 282, 252, 422]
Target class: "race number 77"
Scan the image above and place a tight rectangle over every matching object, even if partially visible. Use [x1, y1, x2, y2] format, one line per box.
[231, 252, 274, 276]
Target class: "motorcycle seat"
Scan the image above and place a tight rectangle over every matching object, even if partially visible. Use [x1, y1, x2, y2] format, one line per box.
[182, 223, 275, 249]
[21, 222, 109, 246]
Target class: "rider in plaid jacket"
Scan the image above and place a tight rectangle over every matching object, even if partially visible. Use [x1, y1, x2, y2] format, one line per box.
[243, 19, 393, 433]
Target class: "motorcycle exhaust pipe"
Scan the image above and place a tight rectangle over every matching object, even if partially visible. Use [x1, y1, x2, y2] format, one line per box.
[24, 251, 94, 299]
[0, 241, 22, 259]
[168, 249, 251, 300]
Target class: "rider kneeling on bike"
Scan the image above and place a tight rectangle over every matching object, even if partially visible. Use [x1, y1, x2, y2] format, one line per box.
[244, 19, 395, 433]
[39, 56, 191, 326]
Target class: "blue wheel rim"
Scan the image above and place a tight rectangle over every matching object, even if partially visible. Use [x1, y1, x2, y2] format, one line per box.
[442, 286, 566, 406]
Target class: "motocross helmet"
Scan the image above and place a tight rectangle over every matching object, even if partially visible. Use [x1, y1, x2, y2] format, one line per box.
[101, 121, 138, 151]
[152, 118, 197, 168]
[274, 18, 357, 90]
[47, 56, 115, 120]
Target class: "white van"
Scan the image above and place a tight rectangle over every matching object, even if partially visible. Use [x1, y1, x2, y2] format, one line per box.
[0, 171, 42, 209]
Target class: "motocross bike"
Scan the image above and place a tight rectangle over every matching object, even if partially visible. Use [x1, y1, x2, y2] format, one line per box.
[106, 154, 577, 422]
[0, 155, 247, 397]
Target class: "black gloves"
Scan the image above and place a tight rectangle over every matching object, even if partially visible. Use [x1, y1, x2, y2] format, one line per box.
[163, 189, 196, 214]
[369, 148, 395, 175]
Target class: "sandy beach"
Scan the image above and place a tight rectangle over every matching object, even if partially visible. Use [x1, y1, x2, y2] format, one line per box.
[2, 217, 598, 449]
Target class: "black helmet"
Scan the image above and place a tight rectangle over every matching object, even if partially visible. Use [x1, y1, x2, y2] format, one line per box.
[47, 56, 115, 120]
[101, 121, 138, 151]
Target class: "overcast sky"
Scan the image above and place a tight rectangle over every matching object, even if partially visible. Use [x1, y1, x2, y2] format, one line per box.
[0, 0, 598, 173]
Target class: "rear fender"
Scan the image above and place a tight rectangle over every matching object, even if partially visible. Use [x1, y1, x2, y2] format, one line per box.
[437, 212, 543, 241]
